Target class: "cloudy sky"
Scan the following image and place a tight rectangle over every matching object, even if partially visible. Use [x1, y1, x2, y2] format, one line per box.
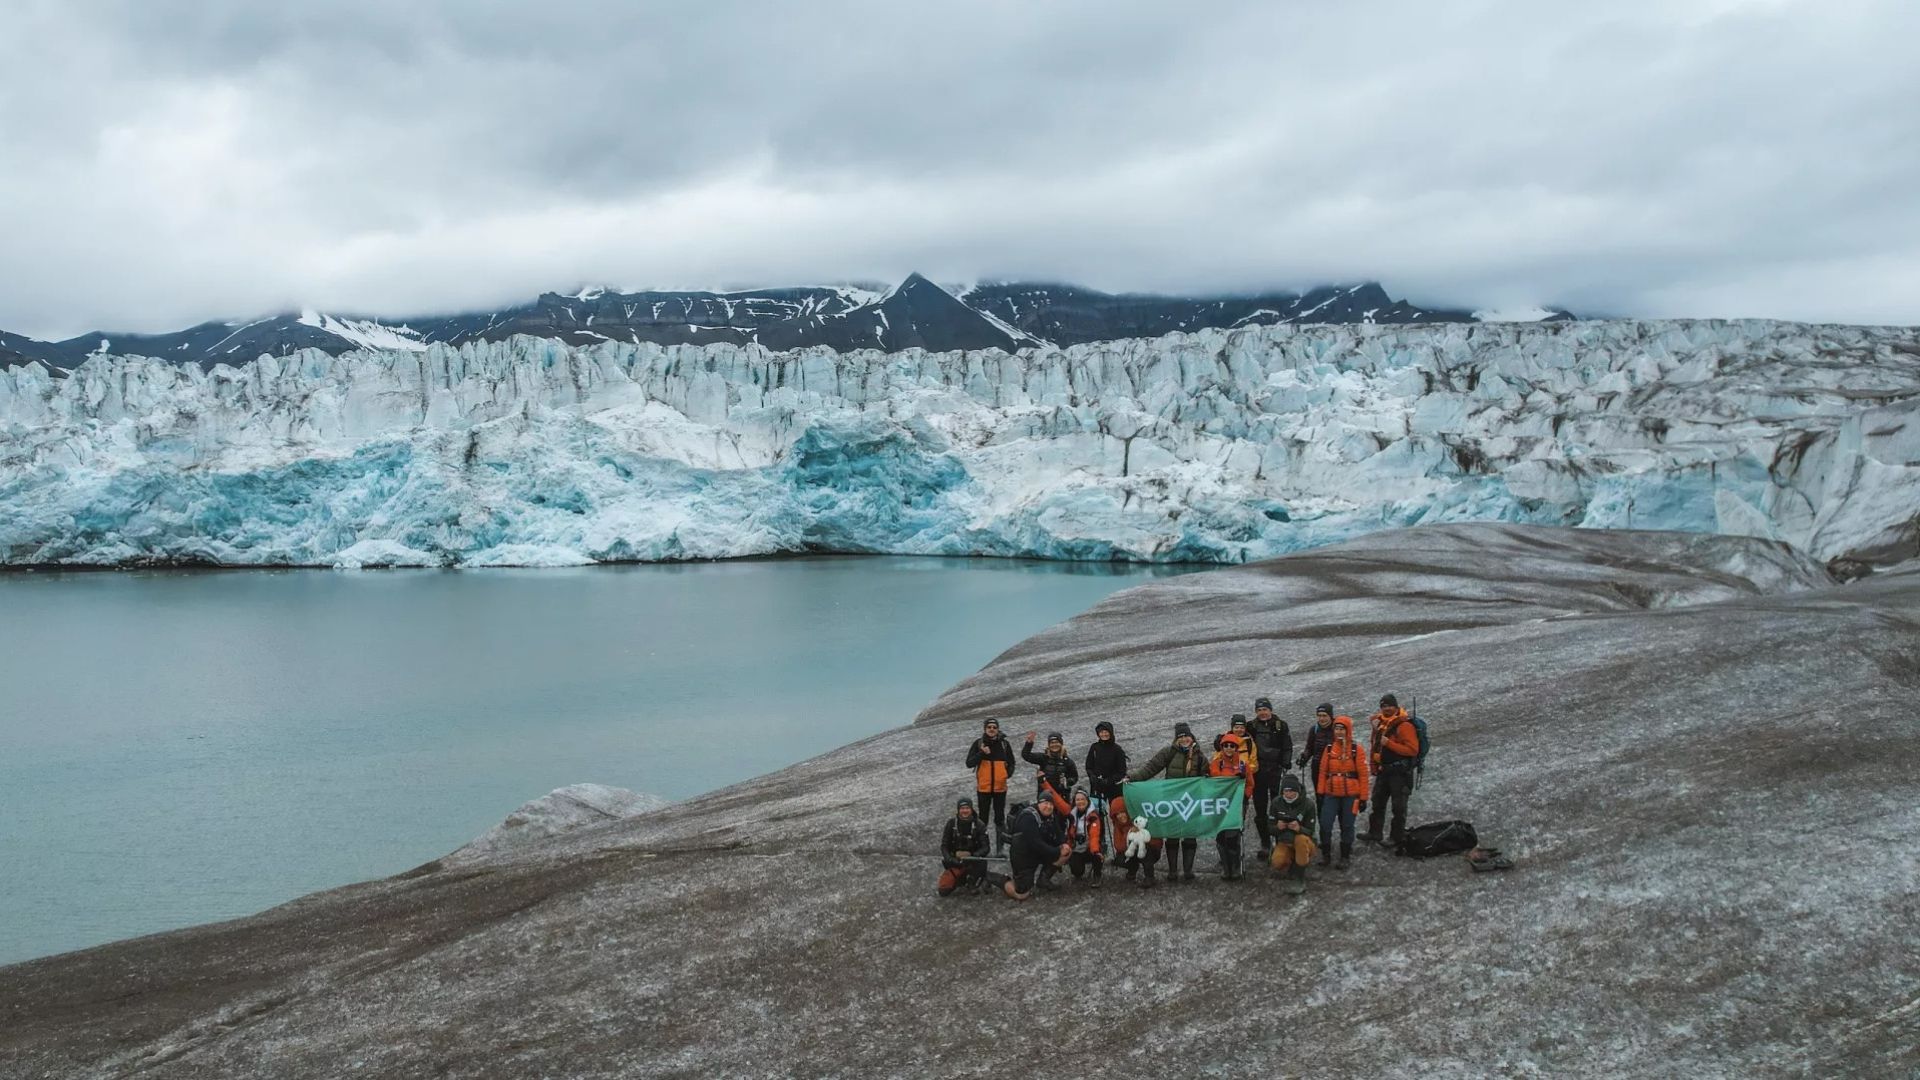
[3, 0, 1917, 337]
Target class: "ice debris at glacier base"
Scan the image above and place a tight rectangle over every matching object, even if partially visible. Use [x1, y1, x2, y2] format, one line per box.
[2, 318, 1917, 568]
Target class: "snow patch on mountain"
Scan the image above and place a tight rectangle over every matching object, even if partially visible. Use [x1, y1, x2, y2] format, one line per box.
[1, 319, 1916, 568]
[297, 310, 429, 353]
[1474, 306, 1562, 322]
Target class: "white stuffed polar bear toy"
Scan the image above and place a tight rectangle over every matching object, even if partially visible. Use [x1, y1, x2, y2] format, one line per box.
[1124, 816, 1153, 861]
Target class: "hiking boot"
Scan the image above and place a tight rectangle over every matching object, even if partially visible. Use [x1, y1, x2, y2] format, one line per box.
[1089, 864, 1103, 889]
[1123, 862, 1138, 882]
[1140, 871, 1157, 889]
[1360, 833, 1383, 846]
[1336, 854, 1351, 871]
[1319, 848, 1333, 868]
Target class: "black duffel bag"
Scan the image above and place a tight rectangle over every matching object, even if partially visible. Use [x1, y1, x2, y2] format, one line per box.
[1394, 819, 1478, 858]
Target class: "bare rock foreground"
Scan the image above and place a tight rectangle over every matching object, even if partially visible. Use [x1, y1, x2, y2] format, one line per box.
[2, 524, 1916, 1078]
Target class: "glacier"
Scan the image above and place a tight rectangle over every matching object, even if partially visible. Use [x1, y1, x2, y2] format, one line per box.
[2, 319, 1917, 568]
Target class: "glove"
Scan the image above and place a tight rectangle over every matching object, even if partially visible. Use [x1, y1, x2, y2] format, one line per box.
[1357, 800, 1368, 812]
[1295, 753, 1308, 768]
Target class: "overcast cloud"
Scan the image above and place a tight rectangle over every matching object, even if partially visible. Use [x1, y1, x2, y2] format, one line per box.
[3, 0, 1918, 337]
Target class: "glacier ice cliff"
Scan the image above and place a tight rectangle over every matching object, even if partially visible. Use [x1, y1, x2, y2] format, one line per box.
[2, 319, 1917, 567]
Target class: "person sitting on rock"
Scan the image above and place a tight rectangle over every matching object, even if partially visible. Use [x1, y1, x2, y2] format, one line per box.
[1267, 773, 1318, 895]
[1364, 693, 1421, 849]
[938, 797, 992, 896]
[1314, 716, 1369, 870]
[1129, 721, 1212, 884]
[1208, 733, 1255, 881]
[1248, 696, 1292, 859]
[1002, 794, 1071, 901]
[1044, 780, 1105, 888]
[1022, 730, 1079, 801]
[1296, 704, 1338, 793]
[1084, 721, 1129, 809]
[965, 718, 1016, 852]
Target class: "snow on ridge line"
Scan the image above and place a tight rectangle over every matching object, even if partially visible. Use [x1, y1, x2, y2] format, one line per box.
[297, 309, 430, 353]
[2, 318, 1918, 569]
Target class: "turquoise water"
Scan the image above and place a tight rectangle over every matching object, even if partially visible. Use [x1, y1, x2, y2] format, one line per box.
[0, 557, 1195, 965]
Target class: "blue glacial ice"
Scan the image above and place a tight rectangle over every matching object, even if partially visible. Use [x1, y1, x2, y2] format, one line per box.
[2, 319, 1917, 567]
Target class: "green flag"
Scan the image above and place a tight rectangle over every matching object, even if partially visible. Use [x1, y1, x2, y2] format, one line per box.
[1123, 777, 1244, 839]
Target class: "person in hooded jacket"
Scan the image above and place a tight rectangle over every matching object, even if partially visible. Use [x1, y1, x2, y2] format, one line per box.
[1296, 704, 1338, 793]
[965, 718, 1017, 851]
[1267, 773, 1318, 895]
[1314, 715, 1369, 870]
[1129, 721, 1212, 884]
[1247, 697, 1293, 859]
[1021, 730, 1079, 801]
[1001, 795, 1070, 901]
[938, 797, 992, 896]
[1208, 733, 1255, 881]
[1084, 721, 1129, 807]
[1365, 693, 1422, 848]
[1042, 779, 1106, 887]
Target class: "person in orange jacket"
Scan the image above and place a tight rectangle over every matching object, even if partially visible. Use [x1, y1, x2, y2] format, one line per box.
[1314, 716, 1369, 870]
[1209, 733, 1256, 881]
[964, 718, 1016, 852]
[1365, 693, 1421, 848]
[1041, 778, 1106, 887]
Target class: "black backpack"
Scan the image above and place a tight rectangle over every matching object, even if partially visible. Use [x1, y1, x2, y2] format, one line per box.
[1394, 820, 1477, 858]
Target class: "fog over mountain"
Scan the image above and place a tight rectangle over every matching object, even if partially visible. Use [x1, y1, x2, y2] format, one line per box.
[3, 1, 1919, 338]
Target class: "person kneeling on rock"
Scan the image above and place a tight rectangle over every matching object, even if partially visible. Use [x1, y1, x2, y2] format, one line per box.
[1267, 773, 1318, 895]
[1003, 794, 1071, 901]
[1057, 784, 1105, 888]
[938, 798, 992, 896]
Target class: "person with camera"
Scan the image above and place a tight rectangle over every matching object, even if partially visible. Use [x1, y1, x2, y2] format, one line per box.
[938, 797, 992, 896]
[965, 718, 1017, 852]
[1267, 772, 1318, 895]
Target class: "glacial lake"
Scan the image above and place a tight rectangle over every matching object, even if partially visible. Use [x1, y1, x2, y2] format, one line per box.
[0, 557, 1198, 965]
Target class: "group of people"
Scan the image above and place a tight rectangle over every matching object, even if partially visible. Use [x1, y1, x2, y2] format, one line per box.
[939, 695, 1427, 901]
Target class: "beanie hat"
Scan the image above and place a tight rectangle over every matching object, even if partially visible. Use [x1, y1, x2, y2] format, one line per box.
[1380, 693, 1399, 708]
[1254, 696, 1273, 711]
[1173, 721, 1194, 740]
[957, 797, 975, 811]
[983, 718, 1000, 731]
[1047, 731, 1064, 745]
[1095, 720, 1114, 736]
[1280, 772, 1304, 793]
[1220, 733, 1244, 749]
[1230, 713, 1248, 728]
[1316, 703, 1334, 718]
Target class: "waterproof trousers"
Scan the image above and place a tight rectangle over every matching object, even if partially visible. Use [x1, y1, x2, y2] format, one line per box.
[1366, 767, 1413, 844]
[976, 791, 1007, 848]
[1251, 777, 1278, 848]
[1319, 795, 1357, 854]
[1269, 831, 1316, 870]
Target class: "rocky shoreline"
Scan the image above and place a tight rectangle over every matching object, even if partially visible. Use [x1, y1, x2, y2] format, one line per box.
[2, 524, 1916, 1077]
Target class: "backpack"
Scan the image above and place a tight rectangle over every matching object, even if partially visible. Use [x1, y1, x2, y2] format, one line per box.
[1409, 714, 1430, 770]
[1395, 819, 1477, 858]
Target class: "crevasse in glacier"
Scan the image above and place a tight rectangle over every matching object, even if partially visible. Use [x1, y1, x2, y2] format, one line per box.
[1, 319, 1917, 567]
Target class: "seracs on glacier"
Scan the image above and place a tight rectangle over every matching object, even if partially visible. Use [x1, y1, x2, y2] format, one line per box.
[1, 320, 1916, 568]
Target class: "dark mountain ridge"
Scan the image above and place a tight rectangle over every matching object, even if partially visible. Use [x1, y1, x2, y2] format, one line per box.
[1, 276, 1568, 371]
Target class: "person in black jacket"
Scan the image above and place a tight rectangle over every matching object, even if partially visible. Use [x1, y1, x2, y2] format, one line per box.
[965, 719, 1017, 852]
[1247, 696, 1293, 859]
[1001, 797, 1069, 901]
[1021, 730, 1078, 800]
[1084, 721, 1129, 806]
[1296, 703, 1337, 793]
[938, 798, 992, 896]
